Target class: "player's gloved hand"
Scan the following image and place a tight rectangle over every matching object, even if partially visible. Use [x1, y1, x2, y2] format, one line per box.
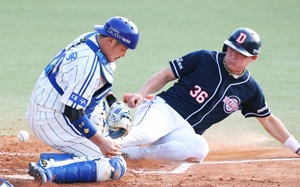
[107, 101, 131, 139]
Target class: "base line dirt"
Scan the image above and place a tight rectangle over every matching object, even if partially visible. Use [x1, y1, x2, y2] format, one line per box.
[1, 136, 299, 187]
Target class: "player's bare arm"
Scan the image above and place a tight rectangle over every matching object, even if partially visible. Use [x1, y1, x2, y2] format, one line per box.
[127, 66, 176, 108]
[258, 114, 300, 155]
[256, 114, 290, 143]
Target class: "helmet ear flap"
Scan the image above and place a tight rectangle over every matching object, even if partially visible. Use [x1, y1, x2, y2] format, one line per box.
[222, 44, 228, 53]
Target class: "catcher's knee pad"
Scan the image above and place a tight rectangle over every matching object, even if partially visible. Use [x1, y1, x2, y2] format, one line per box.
[37, 153, 124, 183]
[109, 156, 127, 180]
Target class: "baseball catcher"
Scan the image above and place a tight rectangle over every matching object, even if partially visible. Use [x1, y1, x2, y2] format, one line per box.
[26, 16, 139, 184]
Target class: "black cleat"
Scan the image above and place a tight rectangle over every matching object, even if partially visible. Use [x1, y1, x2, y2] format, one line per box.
[121, 152, 129, 159]
[28, 162, 48, 185]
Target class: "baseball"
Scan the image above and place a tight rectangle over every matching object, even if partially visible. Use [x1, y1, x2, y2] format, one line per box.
[17, 130, 29, 142]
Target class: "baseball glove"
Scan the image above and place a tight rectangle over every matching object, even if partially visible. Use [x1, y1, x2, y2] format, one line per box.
[107, 101, 132, 139]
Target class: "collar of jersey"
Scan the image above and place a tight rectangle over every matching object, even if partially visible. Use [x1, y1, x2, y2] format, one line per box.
[223, 57, 245, 79]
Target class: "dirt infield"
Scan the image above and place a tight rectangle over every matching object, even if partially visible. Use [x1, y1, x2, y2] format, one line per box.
[1, 136, 300, 187]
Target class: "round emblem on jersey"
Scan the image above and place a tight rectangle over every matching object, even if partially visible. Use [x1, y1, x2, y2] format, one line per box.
[223, 95, 241, 114]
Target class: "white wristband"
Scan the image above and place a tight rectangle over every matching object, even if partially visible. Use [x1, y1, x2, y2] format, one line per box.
[284, 135, 300, 154]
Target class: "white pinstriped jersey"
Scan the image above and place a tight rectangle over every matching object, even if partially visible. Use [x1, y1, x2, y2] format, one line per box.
[30, 32, 116, 112]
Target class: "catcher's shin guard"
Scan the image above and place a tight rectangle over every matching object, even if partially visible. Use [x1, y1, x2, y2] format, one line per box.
[40, 160, 98, 183]
[32, 153, 126, 184]
[0, 177, 14, 187]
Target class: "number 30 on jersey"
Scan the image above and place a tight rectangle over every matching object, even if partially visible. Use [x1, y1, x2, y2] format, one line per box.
[190, 85, 208, 104]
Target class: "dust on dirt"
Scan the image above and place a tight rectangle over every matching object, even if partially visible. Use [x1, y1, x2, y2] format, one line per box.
[1, 136, 300, 187]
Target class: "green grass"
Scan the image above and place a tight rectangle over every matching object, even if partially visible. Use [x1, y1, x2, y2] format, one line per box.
[0, 0, 299, 146]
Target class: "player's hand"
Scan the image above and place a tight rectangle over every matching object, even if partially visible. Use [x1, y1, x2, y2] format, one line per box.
[90, 132, 122, 159]
[99, 137, 122, 159]
[127, 94, 144, 108]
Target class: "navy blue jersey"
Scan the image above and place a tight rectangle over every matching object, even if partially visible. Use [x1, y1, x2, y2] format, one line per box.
[158, 50, 271, 135]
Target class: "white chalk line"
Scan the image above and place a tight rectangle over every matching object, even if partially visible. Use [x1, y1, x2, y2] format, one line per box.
[1, 154, 299, 180]
[0, 152, 38, 156]
[202, 157, 300, 164]
[131, 157, 300, 174]
[0, 175, 34, 180]
[131, 162, 196, 174]
[0, 169, 27, 172]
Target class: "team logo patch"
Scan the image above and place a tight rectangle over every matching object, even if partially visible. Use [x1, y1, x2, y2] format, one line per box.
[115, 108, 122, 114]
[175, 57, 183, 70]
[253, 47, 260, 54]
[84, 128, 89, 134]
[257, 102, 269, 113]
[66, 52, 77, 61]
[69, 92, 88, 107]
[236, 32, 247, 44]
[223, 95, 240, 114]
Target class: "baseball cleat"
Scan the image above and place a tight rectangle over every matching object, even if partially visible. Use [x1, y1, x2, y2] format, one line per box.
[121, 152, 129, 159]
[121, 146, 142, 159]
[28, 162, 48, 185]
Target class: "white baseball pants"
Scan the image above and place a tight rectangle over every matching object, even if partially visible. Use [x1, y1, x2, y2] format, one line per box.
[117, 96, 209, 162]
[26, 101, 103, 157]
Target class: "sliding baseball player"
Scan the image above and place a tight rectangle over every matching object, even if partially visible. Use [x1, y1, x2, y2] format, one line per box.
[116, 28, 300, 162]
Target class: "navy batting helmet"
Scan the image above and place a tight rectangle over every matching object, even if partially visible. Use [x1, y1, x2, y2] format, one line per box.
[94, 16, 139, 50]
[222, 27, 261, 57]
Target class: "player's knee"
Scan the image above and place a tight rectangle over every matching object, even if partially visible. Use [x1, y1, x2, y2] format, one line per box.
[185, 146, 209, 162]
[185, 135, 209, 162]
[195, 146, 209, 162]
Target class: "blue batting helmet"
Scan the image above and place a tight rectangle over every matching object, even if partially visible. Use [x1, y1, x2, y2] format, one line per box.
[94, 16, 139, 50]
[222, 27, 261, 57]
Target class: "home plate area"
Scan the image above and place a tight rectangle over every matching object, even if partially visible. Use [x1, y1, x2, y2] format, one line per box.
[1, 136, 300, 187]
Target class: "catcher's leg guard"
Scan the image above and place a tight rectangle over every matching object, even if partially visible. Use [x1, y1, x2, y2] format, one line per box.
[0, 177, 14, 187]
[33, 153, 126, 183]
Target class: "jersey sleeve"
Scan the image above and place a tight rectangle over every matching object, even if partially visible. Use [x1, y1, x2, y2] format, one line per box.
[169, 50, 205, 78]
[241, 82, 271, 118]
[59, 52, 102, 110]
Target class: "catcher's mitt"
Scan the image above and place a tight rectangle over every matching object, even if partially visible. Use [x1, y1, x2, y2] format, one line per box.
[107, 101, 131, 139]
